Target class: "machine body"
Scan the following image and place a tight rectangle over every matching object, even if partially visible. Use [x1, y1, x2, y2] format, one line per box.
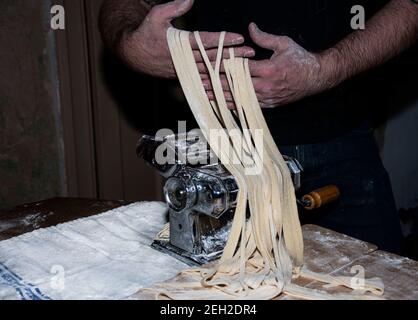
[137, 132, 338, 266]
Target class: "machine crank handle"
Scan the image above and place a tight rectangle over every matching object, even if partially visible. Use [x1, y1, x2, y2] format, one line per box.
[298, 185, 341, 210]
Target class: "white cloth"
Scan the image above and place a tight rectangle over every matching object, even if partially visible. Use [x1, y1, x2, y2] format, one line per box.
[0, 202, 187, 300]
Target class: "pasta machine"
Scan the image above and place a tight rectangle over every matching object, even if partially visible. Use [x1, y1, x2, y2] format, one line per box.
[137, 132, 340, 266]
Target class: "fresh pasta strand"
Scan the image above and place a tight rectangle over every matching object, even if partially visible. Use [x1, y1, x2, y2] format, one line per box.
[139, 28, 384, 300]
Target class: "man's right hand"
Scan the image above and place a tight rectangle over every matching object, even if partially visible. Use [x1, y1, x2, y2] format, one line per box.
[119, 0, 254, 78]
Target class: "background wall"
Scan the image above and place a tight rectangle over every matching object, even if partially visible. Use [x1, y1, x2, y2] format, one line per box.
[0, 0, 65, 209]
[55, 0, 163, 202]
[373, 46, 418, 211]
[382, 101, 418, 210]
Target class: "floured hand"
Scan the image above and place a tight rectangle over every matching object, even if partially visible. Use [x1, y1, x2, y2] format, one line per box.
[247, 23, 337, 108]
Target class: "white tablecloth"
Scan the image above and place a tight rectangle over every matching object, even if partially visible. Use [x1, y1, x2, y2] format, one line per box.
[0, 202, 187, 300]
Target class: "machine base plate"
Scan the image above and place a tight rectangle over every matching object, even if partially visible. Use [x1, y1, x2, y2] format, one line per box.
[151, 240, 222, 267]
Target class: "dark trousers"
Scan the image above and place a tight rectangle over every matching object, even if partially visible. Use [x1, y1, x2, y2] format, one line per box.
[278, 127, 403, 254]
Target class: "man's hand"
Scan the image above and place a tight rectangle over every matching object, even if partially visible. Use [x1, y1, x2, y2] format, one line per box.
[247, 23, 335, 108]
[203, 23, 335, 109]
[120, 0, 254, 78]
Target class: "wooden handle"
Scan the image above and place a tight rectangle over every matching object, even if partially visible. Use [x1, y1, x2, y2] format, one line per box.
[302, 185, 340, 210]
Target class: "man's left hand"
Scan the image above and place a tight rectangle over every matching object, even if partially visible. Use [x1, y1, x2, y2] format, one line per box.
[204, 23, 338, 109]
[247, 23, 336, 108]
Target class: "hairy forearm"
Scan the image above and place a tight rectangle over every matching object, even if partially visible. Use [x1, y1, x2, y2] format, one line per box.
[99, 0, 160, 54]
[321, 0, 418, 87]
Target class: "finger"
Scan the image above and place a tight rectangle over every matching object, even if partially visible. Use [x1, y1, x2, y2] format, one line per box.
[252, 84, 278, 107]
[202, 76, 230, 91]
[206, 91, 215, 100]
[223, 90, 234, 102]
[197, 60, 232, 74]
[206, 94, 236, 109]
[251, 78, 271, 101]
[248, 60, 271, 77]
[197, 62, 210, 74]
[227, 102, 236, 110]
[251, 77, 262, 90]
[249, 22, 291, 52]
[260, 101, 279, 108]
[256, 94, 274, 108]
[152, 0, 194, 22]
[202, 79, 210, 90]
[251, 78, 277, 99]
[206, 90, 234, 102]
[193, 46, 255, 63]
[260, 102, 273, 108]
[197, 63, 226, 73]
[190, 32, 244, 50]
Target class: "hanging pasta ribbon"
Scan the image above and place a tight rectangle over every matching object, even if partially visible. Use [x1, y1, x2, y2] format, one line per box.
[140, 28, 384, 300]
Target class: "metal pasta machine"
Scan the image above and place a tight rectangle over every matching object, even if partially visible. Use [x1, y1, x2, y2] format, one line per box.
[137, 131, 340, 266]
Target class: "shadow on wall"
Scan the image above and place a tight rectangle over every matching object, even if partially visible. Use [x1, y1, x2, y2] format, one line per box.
[370, 44, 418, 126]
[400, 207, 418, 260]
[372, 44, 418, 211]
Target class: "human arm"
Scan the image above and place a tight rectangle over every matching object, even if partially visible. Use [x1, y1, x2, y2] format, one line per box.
[99, 0, 254, 78]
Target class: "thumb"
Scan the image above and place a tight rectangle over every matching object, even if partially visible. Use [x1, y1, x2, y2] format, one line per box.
[249, 22, 289, 52]
[154, 0, 194, 22]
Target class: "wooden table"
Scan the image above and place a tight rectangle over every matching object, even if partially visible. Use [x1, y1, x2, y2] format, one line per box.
[284, 225, 418, 299]
[0, 198, 129, 241]
[1, 198, 417, 300]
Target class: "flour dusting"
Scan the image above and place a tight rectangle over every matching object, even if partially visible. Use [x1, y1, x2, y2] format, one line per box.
[0, 202, 188, 300]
